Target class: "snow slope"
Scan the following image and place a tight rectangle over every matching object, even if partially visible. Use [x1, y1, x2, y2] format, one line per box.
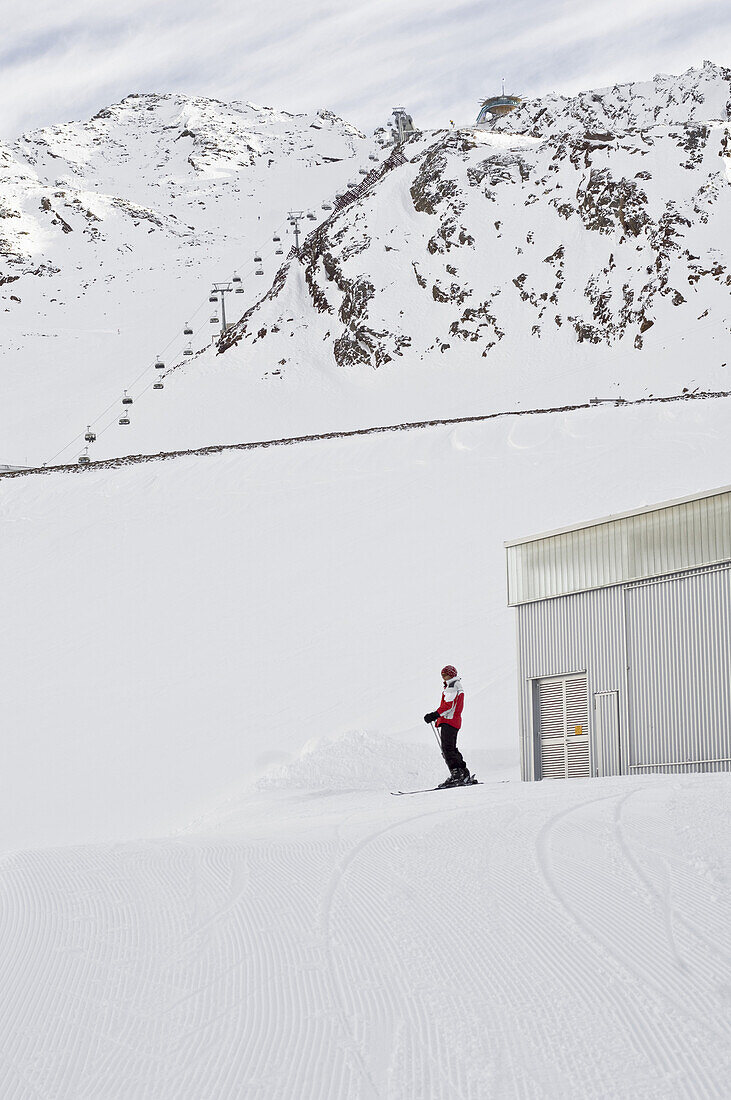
[2, 351, 730, 1100]
[0, 92, 376, 465]
[1, 766, 729, 1098]
[3, 65, 731, 468]
[2, 394, 730, 851]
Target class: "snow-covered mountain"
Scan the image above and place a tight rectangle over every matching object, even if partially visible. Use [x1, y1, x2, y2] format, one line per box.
[3, 65, 731, 466]
[492, 59, 731, 136]
[0, 92, 376, 463]
[222, 60, 731, 401]
[4, 65, 731, 467]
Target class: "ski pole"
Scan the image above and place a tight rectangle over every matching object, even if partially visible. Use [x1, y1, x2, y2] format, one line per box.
[430, 721, 447, 766]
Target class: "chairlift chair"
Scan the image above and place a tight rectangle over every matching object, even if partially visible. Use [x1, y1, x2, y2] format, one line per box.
[209, 293, 218, 304]
[153, 380, 164, 390]
[84, 426, 96, 443]
[232, 273, 242, 285]
[359, 168, 367, 175]
[307, 212, 316, 220]
[275, 248, 283, 255]
[272, 234, 281, 242]
[210, 315, 220, 324]
[78, 449, 90, 466]
[369, 154, 378, 161]
[183, 344, 194, 356]
[155, 356, 165, 369]
[254, 254, 262, 262]
[321, 202, 332, 211]
[119, 414, 130, 426]
[122, 391, 133, 405]
[183, 323, 193, 335]
[255, 268, 264, 276]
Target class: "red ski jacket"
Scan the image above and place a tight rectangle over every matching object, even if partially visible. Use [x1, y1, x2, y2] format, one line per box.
[436, 678, 464, 729]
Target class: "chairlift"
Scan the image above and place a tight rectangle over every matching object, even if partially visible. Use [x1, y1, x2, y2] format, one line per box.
[119, 414, 130, 426]
[183, 323, 193, 335]
[78, 448, 90, 466]
[183, 344, 194, 356]
[153, 380, 164, 390]
[155, 356, 165, 369]
[122, 390, 133, 405]
[84, 426, 96, 443]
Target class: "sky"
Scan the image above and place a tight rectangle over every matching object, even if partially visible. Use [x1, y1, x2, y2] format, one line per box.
[1, 0, 730, 138]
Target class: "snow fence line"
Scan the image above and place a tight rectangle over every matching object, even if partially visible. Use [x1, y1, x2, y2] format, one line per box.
[3, 388, 730, 480]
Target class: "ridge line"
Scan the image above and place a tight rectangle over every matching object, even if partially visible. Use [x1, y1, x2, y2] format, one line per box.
[3, 388, 730, 479]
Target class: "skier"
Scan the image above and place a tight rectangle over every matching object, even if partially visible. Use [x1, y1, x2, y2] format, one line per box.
[423, 665, 473, 787]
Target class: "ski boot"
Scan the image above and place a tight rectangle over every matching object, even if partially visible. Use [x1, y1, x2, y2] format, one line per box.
[455, 767, 476, 785]
[437, 768, 462, 789]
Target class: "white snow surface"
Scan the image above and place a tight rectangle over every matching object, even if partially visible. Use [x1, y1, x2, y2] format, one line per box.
[1, 400, 731, 1097]
[1, 68, 731, 1099]
[1, 765, 729, 1098]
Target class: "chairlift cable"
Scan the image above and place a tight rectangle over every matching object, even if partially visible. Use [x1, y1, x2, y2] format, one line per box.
[46, 215, 303, 466]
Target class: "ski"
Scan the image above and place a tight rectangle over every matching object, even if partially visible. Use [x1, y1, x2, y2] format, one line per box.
[391, 780, 482, 796]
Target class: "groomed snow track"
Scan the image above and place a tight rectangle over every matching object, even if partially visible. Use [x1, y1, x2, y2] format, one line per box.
[0, 777, 729, 1098]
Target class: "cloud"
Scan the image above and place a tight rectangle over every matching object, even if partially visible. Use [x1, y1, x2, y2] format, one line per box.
[0, 0, 729, 138]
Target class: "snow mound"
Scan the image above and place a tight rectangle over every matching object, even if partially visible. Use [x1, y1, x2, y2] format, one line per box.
[257, 730, 436, 791]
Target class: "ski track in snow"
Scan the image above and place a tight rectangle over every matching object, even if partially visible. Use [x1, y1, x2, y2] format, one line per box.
[535, 790, 731, 1098]
[1, 779, 729, 1099]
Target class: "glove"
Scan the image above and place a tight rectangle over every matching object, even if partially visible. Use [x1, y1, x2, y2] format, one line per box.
[424, 711, 439, 724]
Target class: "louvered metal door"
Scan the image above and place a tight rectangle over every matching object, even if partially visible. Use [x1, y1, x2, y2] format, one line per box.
[537, 674, 590, 779]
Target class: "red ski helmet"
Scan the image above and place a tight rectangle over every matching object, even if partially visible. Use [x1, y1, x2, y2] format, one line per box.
[441, 665, 458, 681]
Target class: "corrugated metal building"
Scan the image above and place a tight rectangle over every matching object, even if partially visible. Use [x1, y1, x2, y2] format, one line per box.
[506, 485, 731, 780]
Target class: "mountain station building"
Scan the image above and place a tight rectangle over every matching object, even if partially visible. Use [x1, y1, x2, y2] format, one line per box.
[506, 485, 731, 781]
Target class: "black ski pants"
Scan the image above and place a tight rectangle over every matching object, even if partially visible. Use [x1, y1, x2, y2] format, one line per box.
[439, 723, 466, 771]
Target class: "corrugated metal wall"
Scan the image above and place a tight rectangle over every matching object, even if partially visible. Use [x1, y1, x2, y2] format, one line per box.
[516, 586, 628, 780]
[515, 565, 731, 780]
[507, 488, 731, 605]
[625, 563, 731, 773]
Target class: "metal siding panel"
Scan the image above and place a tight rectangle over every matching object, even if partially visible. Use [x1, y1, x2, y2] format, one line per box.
[515, 586, 629, 780]
[626, 564, 731, 771]
[507, 490, 731, 605]
[594, 692, 621, 776]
